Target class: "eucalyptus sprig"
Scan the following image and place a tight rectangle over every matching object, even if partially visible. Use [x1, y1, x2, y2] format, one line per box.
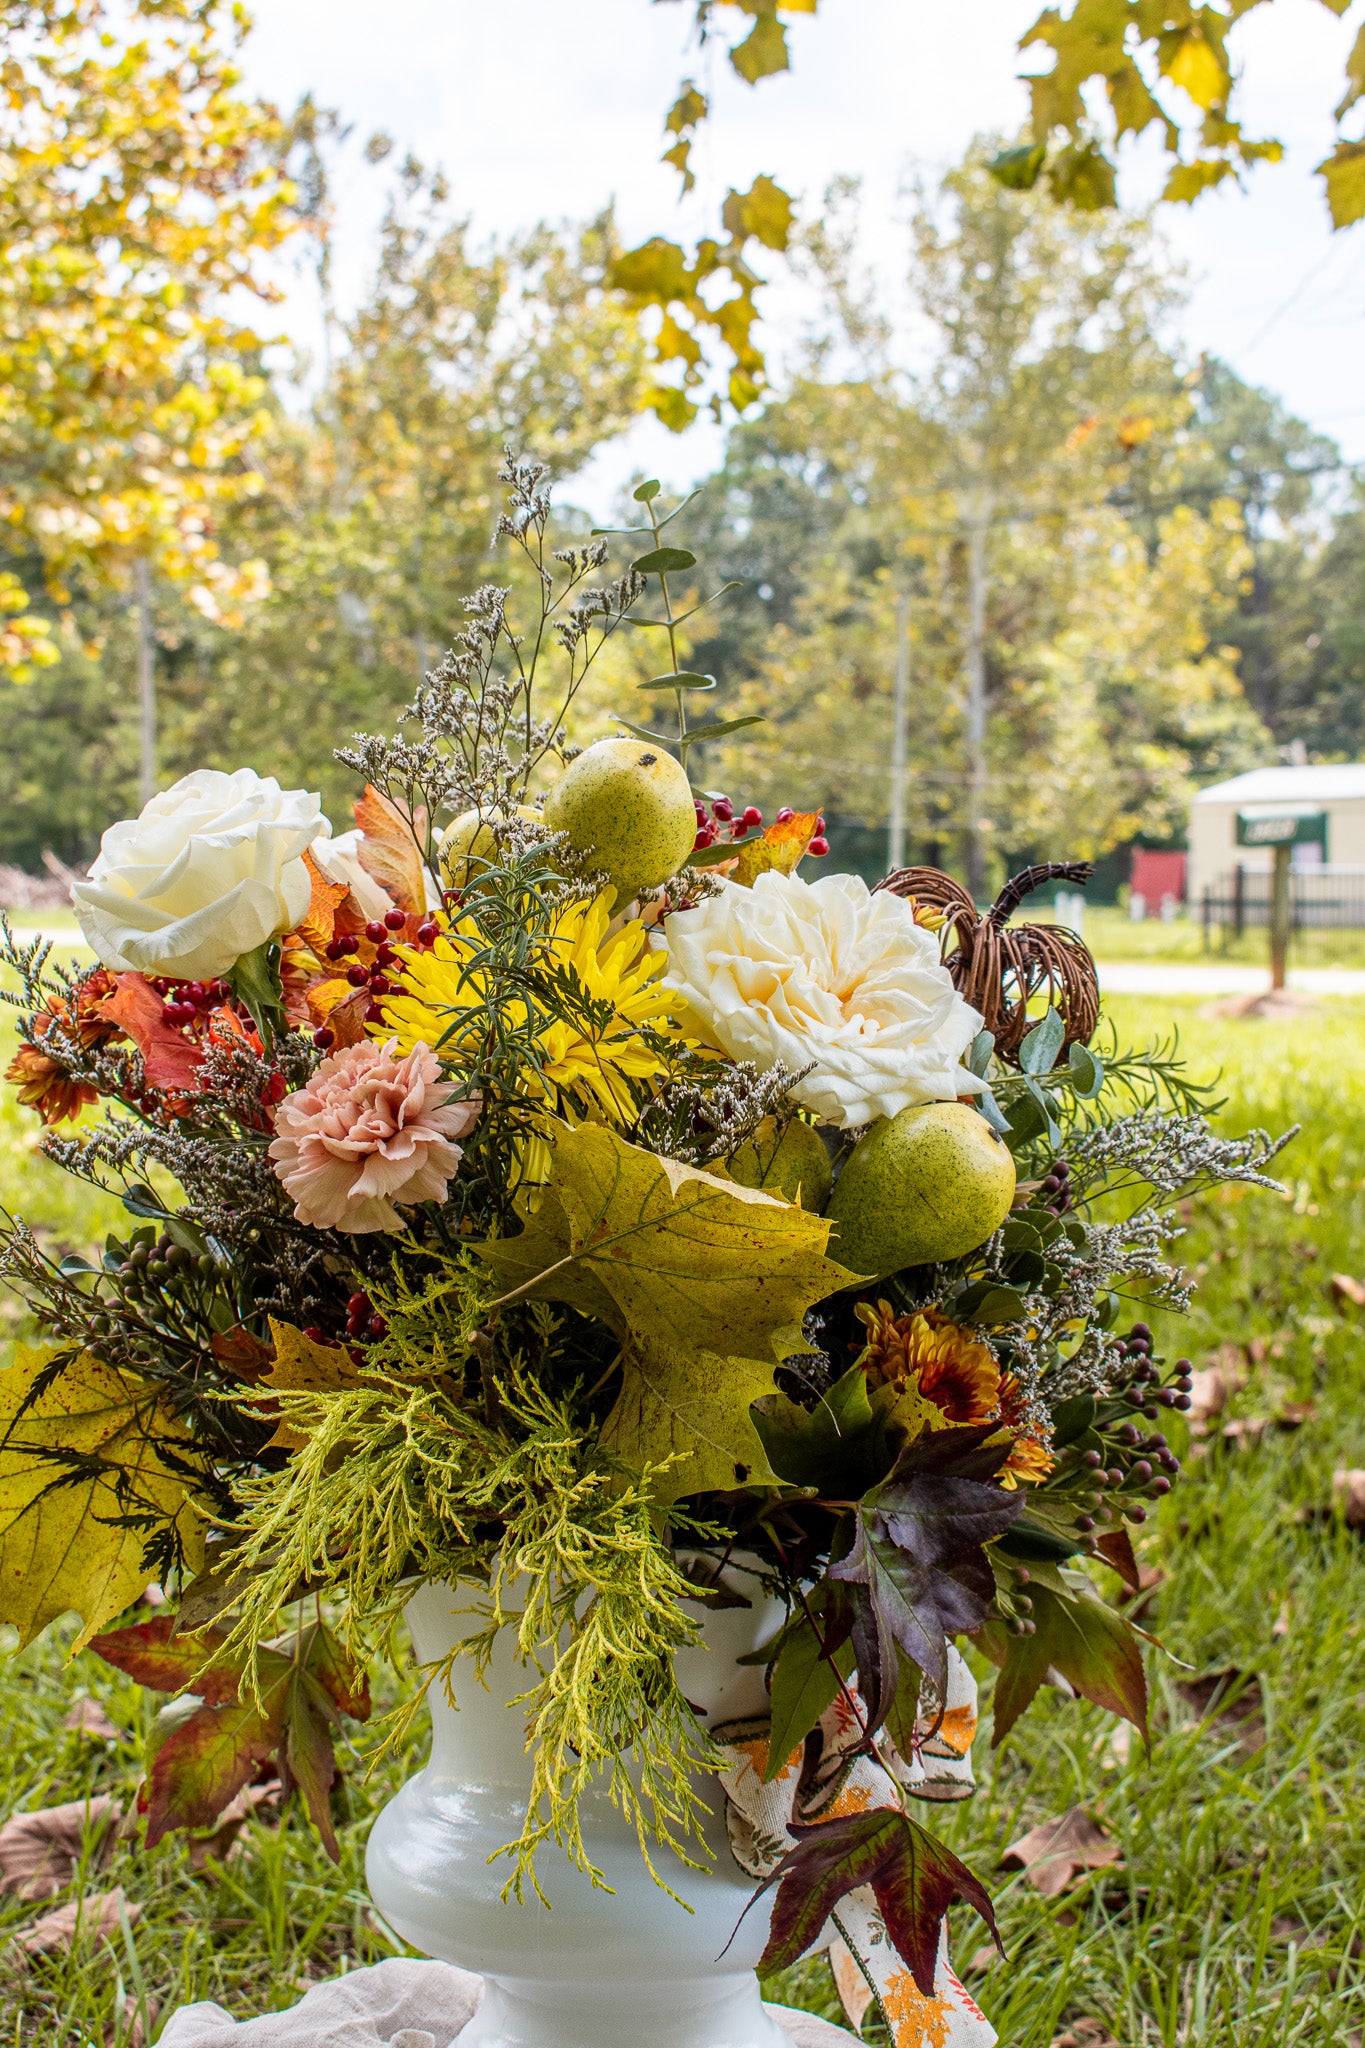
[594, 478, 759, 778]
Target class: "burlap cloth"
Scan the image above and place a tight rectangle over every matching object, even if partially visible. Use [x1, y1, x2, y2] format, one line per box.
[158, 1958, 859, 2048]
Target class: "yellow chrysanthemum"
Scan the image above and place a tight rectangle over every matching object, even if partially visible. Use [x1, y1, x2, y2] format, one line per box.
[373, 892, 686, 1146]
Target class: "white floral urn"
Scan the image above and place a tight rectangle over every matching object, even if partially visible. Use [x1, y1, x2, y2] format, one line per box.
[365, 1573, 794, 2048]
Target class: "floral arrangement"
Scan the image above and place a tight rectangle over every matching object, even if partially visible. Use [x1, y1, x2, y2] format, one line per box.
[0, 458, 1287, 2031]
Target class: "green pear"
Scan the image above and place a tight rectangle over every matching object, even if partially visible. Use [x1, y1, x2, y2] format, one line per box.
[543, 739, 695, 906]
[726, 1116, 833, 1211]
[438, 806, 541, 891]
[825, 1101, 1016, 1279]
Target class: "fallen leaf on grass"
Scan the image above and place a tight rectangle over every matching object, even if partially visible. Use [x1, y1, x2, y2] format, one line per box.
[0, 1796, 120, 1900]
[1331, 1273, 1365, 1309]
[1186, 1364, 1234, 1429]
[1219, 1415, 1270, 1449]
[1276, 1400, 1317, 1428]
[1051, 2024, 1118, 2048]
[62, 1698, 123, 1740]
[1334, 1470, 1365, 1529]
[14, 1886, 140, 1953]
[187, 1780, 281, 1871]
[1000, 1808, 1121, 1898]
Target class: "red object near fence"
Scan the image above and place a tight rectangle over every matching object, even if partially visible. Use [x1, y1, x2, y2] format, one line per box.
[1129, 849, 1186, 914]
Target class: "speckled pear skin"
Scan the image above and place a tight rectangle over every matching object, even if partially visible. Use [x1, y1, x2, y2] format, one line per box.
[726, 1116, 834, 1212]
[825, 1101, 1016, 1279]
[543, 739, 696, 906]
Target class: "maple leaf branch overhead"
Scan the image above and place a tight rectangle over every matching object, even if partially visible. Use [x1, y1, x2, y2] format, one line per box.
[628, 0, 1363, 424]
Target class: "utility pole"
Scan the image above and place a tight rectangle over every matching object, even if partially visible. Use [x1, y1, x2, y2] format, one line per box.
[887, 588, 910, 874]
[964, 495, 991, 902]
[135, 555, 156, 808]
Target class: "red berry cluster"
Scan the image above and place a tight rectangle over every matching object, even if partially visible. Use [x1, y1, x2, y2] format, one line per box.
[777, 806, 831, 859]
[693, 795, 762, 852]
[312, 907, 440, 1050]
[150, 977, 231, 1029]
[345, 1288, 386, 1342]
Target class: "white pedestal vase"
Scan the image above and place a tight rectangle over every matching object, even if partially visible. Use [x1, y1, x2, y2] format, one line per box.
[365, 1573, 795, 2048]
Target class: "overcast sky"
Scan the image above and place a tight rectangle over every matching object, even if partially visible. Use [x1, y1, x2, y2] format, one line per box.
[239, 0, 1365, 513]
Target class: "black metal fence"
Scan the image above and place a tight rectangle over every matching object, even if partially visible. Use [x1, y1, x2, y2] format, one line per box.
[1200, 866, 1365, 966]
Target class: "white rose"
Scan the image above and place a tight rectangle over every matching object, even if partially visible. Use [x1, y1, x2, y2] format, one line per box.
[663, 869, 984, 1129]
[72, 769, 329, 982]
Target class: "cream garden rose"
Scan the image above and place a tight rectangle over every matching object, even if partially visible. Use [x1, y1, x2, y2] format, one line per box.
[72, 769, 328, 982]
[663, 869, 984, 1129]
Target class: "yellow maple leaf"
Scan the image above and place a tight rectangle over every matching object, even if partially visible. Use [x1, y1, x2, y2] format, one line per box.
[0, 1349, 208, 1651]
[1165, 31, 1228, 112]
[476, 1121, 858, 1501]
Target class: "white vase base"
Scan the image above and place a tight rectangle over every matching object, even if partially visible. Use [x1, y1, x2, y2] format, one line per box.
[458, 1973, 854, 2048]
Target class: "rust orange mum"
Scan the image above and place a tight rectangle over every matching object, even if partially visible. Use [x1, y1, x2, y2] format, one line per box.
[5, 970, 120, 1125]
[854, 1300, 1052, 1486]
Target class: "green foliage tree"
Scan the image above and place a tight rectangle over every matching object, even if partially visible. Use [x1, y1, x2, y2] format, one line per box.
[649, 161, 1271, 889]
[0, 1, 296, 631]
[0, 165, 646, 865]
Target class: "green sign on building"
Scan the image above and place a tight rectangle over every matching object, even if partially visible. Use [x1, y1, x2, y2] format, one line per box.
[1234, 807, 1327, 851]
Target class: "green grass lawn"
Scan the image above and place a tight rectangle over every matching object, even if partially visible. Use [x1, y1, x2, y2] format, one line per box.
[3, 997, 1365, 2043]
[1070, 904, 1365, 972]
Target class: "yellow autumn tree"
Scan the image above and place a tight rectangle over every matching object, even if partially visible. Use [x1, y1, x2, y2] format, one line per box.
[0, 0, 296, 779]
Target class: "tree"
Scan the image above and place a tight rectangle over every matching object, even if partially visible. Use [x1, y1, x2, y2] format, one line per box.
[0, 0, 297, 788]
[635, 160, 1270, 888]
[625, 0, 1365, 414]
[993, 0, 1365, 230]
[0, 165, 647, 866]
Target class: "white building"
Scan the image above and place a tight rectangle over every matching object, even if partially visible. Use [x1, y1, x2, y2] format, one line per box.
[1188, 763, 1365, 903]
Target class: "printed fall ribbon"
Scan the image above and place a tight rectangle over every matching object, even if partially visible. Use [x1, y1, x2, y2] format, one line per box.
[714, 1647, 996, 2048]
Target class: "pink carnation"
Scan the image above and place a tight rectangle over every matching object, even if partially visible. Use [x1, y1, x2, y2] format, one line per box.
[268, 1037, 479, 1234]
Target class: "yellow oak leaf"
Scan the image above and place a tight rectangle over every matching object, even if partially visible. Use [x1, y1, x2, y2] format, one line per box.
[259, 1322, 367, 1452]
[476, 1121, 857, 1501]
[0, 1348, 208, 1651]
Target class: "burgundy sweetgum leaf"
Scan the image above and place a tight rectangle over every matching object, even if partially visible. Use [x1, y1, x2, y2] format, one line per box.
[88, 1615, 242, 1705]
[283, 1687, 341, 1860]
[829, 1431, 1022, 1699]
[988, 1580, 1148, 1747]
[305, 1623, 372, 1723]
[144, 1687, 288, 1845]
[751, 1807, 1003, 1997]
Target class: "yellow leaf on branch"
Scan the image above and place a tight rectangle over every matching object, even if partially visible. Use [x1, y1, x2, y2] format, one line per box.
[0, 1348, 208, 1651]
[476, 1120, 857, 1500]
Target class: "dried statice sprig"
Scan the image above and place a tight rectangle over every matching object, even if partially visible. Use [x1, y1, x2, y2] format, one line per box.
[630, 1060, 808, 1168]
[1066, 1114, 1293, 1208]
[985, 1211, 1191, 1419]
[341, 454, 646, 864]
[38, 1111, 337, 1326]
